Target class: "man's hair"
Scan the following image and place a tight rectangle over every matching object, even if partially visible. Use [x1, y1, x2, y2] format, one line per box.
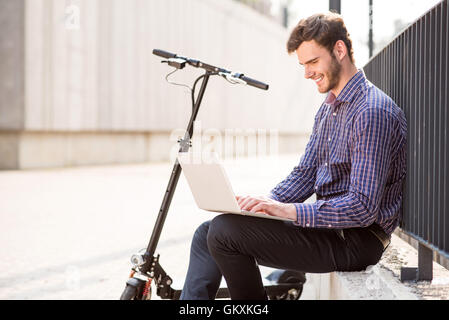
[286, 12, 355, 64]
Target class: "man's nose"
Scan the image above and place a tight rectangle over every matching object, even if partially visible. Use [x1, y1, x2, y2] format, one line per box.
[304, 68, 314, 79]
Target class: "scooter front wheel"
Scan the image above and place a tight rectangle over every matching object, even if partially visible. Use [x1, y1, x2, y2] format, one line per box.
[120, 277, 146, 300]
[120, 285, 138, 300]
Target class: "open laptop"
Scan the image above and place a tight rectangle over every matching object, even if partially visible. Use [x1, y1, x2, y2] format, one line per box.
[177, 152, 293, 222]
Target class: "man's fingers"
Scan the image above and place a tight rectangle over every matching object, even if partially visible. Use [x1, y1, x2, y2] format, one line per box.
[252, 203, 268, 214]
[242, 197, 268, 211]
[242, 199, 259, 211]
[237, 196, 248, 206]
[239, 196, 259, 209]
[238, 196, 255, 207]
[238, 195, 272, 211]
[239, 197, 253, 209]
[236, 195, 241, 204]
[251, 203, 261, 212]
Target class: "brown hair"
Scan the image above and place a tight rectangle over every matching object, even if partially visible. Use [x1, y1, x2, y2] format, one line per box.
[287, 12, 355, 64]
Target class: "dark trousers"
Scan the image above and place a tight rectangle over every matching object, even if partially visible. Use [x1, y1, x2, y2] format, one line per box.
[180, 214, 384, 300]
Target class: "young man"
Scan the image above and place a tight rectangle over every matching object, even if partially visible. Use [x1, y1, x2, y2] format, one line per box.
[180, 12, 407, 300]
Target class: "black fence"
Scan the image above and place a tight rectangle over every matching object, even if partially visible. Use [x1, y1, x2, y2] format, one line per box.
[364, 0, 448, 275]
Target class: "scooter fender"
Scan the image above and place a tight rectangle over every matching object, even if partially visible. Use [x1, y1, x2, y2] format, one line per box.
[126, 277, 146, 288]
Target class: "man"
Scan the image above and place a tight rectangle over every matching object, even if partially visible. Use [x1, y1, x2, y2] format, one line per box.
[180, 12, 407, 300]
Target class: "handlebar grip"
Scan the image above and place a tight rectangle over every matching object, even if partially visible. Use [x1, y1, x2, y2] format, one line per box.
[152, 49, 177, 59]
[240, 76, 269, 90]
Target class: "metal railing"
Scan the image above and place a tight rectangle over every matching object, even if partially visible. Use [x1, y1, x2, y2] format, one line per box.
[364, 0, 448, 280]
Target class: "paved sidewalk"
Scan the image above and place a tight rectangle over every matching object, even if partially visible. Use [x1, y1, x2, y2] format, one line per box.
[0, 154, 316, 300]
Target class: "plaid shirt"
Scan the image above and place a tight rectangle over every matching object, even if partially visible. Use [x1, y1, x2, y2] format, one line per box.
[270, 70, 407, 235]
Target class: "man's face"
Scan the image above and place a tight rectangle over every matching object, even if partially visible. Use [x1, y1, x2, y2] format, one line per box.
[296, 40, 342, 94]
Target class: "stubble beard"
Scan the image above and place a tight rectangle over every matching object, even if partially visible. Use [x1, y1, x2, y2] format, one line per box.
[320, 52, 342, 94]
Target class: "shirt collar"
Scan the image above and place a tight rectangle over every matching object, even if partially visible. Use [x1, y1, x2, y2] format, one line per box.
[325, 69, 366, 107]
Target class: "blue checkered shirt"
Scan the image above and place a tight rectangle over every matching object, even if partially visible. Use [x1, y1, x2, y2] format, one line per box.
[270, 70, 407, 235]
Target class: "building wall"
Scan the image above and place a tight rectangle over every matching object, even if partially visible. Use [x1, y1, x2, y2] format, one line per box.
[0, 0, 324, 169]
[0, 0, 25, 131]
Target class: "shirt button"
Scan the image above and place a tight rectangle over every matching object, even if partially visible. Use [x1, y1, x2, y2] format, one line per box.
[306, 223, 310, 227]
[328, 224, 332, 228]
[324, 162, 328, 166]
[315, 186, 318, 190]
[333, 112, 337, 116]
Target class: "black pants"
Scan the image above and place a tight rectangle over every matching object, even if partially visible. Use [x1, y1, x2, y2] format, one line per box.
[180, 214, 384, 300]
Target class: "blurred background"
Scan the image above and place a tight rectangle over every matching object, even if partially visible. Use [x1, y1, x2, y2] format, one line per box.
[0, 0, 441, 170]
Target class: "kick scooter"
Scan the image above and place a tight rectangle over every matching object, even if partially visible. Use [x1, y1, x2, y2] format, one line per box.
[120, 49, 305, 300]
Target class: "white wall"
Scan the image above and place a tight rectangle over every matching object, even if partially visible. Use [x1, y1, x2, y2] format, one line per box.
[23, 0, 324, 134]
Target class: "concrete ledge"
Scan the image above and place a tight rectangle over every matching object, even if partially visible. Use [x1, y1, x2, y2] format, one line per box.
[305, 233, 449, 300]
[394, 228, 449, 271]
[306, 268, 418, 300]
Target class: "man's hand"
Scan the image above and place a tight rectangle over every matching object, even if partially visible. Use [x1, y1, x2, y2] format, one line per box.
[236, 195, 296, 221]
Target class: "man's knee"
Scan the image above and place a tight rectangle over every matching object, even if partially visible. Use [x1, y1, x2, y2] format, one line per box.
[207, 214, 242, 253]
[190, 220, 211, 252]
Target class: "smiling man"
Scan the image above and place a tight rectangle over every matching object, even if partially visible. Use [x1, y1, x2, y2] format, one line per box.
[180, 12, 407, 300]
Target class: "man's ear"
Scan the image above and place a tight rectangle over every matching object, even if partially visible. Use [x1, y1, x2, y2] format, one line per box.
[333, 40, 347, 61]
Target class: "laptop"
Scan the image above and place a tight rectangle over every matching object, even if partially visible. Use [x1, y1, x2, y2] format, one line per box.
[177, 152, 293, 222]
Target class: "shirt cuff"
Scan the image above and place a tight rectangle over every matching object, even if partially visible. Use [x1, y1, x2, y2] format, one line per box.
[292, 203, 316, 228]
[268, 192, 280, 201]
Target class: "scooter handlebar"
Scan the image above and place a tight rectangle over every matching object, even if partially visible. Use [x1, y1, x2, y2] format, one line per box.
[240, 75, 269, 90]
[152, 48, 269, 90]
[152, 49, 177, 59]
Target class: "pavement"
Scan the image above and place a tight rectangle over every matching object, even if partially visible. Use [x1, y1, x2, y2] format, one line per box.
[0, 154, 317, 300]
[2, 153, 448, 300]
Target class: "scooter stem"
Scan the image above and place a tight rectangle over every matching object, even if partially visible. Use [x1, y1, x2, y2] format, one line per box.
[141, 71, 211, 272]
